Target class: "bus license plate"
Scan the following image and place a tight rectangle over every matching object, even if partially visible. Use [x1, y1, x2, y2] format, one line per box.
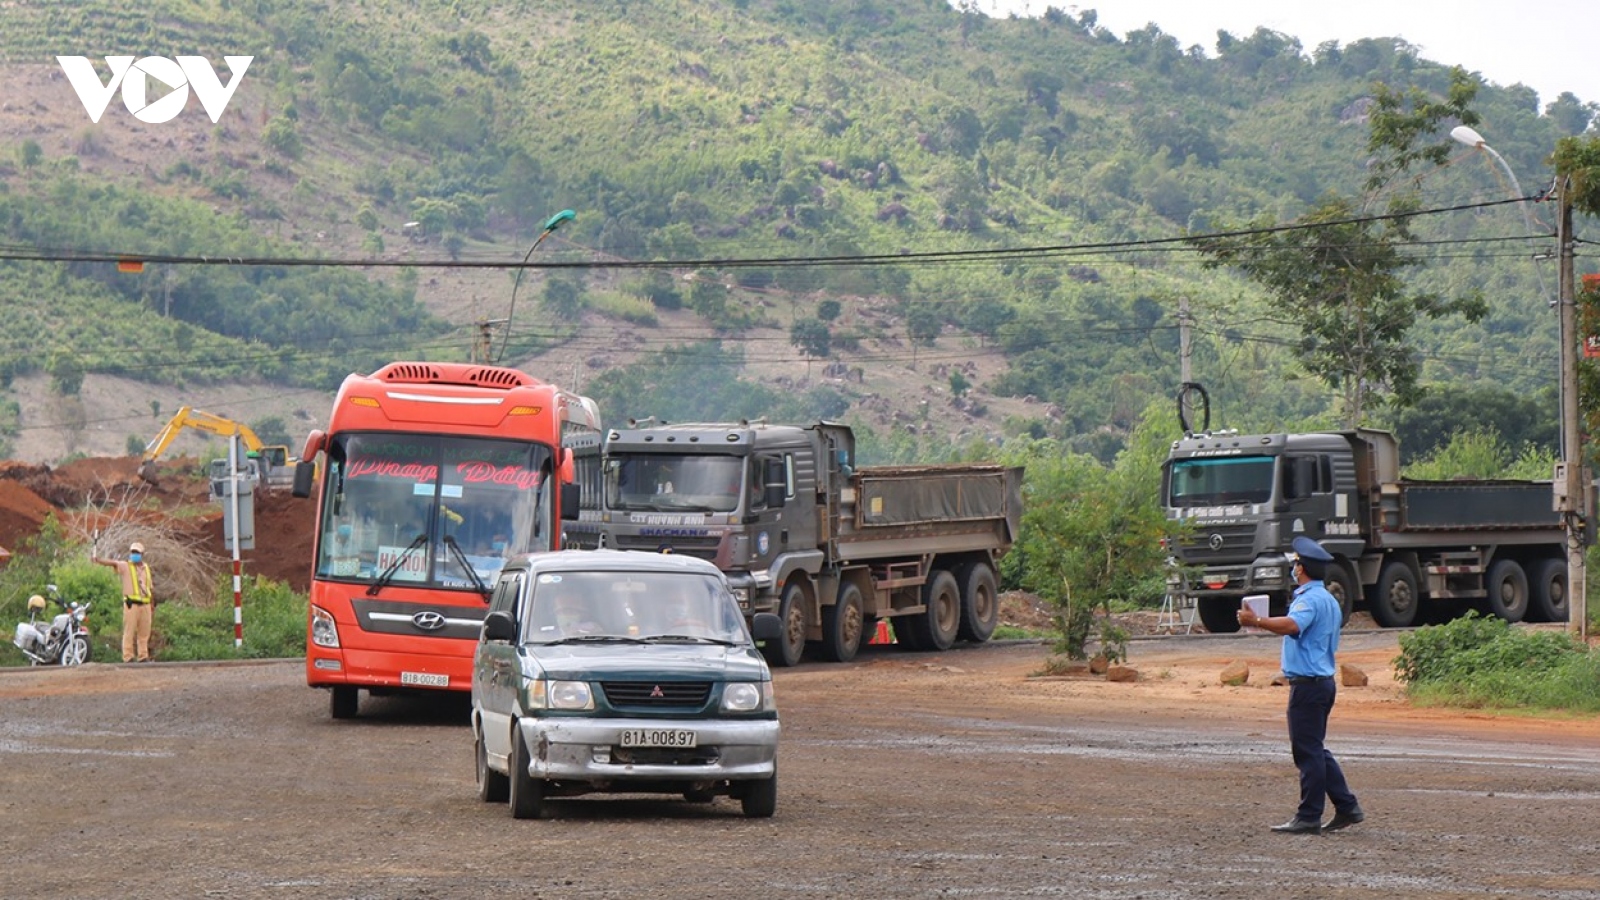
[619, 729, 697, 749]
[400, 671, 449, 688]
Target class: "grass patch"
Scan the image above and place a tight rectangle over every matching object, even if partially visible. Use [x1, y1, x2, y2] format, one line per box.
[1394, 613, 1599, 713]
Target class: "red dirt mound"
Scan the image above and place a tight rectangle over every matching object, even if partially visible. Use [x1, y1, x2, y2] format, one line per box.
[0, 457, 313, 592]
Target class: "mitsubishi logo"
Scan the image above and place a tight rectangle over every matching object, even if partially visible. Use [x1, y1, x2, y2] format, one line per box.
[650, 685, 665, 698]
[1208, 533, 1225, 551]
[412, 611, 447, 631]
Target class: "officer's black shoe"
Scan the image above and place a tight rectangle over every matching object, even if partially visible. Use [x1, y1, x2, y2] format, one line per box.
[1270, 818, 1322, 835]
[1324, 806, 1365, 832]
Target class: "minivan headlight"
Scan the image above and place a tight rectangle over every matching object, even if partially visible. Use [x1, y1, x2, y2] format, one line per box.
[546, 680, 594, 710]
[721, 681, 774, 712]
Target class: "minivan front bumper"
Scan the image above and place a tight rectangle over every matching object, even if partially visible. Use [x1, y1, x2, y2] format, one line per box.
[517, 716, 779, 782]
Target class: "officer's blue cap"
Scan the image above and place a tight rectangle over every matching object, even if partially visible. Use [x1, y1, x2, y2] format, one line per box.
[1291, 536, 1334, 562]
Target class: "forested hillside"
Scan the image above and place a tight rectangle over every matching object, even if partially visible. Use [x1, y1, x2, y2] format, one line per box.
[0, 0, 1592, 464]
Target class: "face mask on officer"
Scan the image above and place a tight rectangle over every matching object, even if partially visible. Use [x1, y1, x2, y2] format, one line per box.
[130, 552, 143, 563]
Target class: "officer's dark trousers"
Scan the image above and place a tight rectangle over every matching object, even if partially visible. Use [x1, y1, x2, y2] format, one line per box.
[1287, 676, 1358, 821]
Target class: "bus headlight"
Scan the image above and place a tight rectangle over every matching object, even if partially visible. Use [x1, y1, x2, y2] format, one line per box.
[310, 606, 340, 648]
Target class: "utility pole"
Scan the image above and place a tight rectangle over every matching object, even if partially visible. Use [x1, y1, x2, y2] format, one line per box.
[473, 318, 507, 364]
[1178, 296, 1192, 385]
[1556, 178, 1587, 638]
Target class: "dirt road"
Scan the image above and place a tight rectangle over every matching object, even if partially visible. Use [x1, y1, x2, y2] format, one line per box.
[2, 632, 1597, 899]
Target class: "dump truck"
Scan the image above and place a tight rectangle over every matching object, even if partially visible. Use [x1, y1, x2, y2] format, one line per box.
[1162, 427, 1577, 632]
[589, 421, 1023, 666]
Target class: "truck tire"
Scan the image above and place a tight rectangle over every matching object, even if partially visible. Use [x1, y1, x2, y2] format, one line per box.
[1371, 562, 1419, 628]
[820, 582, 865, 663]
[762, 581, 809, 668]
[1529, 558, 1568, 623]
[956, 562, 1000, 643]
[1197, 597, 1241, 634]
[901, 570, 961, 651]
[1483, 559, 1529, 623]
[1323, 563, 1358, 627]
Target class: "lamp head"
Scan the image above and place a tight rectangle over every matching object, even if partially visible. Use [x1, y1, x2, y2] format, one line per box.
[1450, 125, 1486, 149]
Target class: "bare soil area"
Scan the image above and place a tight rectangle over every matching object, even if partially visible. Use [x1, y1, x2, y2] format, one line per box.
[3, 631, 1596, 900]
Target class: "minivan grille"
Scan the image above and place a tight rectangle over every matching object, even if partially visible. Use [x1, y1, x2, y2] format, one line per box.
[602, 681, 712, 707]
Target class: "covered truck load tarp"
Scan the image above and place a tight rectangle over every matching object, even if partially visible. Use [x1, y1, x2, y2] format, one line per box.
[1388, 480, 1561, 532]
[854, 465, 1023, 543]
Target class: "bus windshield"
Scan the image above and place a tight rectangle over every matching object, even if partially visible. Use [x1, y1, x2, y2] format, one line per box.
[315, 433, 555, 590]
[1167, 456, 1276, 507]
[604, 454, 745, 513]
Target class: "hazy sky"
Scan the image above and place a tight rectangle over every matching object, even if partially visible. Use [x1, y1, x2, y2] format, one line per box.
[965, 1, 1599, 111]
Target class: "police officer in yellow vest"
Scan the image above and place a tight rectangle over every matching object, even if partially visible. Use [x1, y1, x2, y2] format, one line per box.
[94, 541, 156, 663]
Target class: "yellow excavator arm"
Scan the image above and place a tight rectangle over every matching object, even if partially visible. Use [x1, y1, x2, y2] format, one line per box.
[141, 407, 292, 473]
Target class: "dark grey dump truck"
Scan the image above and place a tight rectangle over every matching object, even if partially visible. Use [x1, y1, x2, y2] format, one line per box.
[1163, 427, 1573, 632]
[592, 421, 1024, 666]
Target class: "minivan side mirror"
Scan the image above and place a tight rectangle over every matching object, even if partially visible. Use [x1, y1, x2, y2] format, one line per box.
[750, 612, 783, 643]
[482, 610, 517, 643]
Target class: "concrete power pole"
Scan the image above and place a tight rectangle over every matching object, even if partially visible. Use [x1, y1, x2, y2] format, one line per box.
[1557, 179, 1587, 638]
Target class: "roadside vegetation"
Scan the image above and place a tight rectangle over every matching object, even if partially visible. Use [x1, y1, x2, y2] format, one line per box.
[1395, 613, 1600, 713]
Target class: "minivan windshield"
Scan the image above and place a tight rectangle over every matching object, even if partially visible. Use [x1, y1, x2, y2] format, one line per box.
[524, 571, 748, 644]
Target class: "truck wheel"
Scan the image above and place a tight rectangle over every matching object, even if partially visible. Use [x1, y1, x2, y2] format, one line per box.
[1529, 558, 1568, 623]
[820, 582, 865, 663]
[1371, 562, 1419, 628]
[509, 731, 548, 820]
[956, 562, 1000, 643]
[1323, 563, 1358, 627]
[1196, 597, 1241, 634]
[330, 686, 359, 719]
[902, 570, 961, 651]
[762, 581, 808, 668]
[1483, 559, 1529, 623]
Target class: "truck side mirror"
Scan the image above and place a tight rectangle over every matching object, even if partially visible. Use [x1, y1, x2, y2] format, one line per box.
[560, 483, 580, 520]
[482, 610, 517, 643]
[291, 461, 317, 498]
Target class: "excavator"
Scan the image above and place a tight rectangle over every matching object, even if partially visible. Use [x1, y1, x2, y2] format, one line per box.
[140, 407, 294, 488]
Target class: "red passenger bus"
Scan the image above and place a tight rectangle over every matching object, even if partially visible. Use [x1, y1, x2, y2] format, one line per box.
[292, 361, 601, 718]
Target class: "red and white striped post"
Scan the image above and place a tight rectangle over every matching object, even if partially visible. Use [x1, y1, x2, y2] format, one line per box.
[228, 437, 244, 648]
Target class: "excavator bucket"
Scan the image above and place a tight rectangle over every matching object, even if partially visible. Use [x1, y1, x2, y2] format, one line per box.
[138, 460, 160, 484]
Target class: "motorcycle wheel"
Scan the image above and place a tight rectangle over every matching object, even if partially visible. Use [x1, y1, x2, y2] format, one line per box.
[60, 635, 90, 666]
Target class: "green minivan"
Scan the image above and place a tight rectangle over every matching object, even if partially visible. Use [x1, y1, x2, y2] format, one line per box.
[471, 549, 783, 819]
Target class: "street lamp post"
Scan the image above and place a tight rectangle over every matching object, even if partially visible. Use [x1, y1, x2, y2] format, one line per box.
[1451, 126, 1585, 637]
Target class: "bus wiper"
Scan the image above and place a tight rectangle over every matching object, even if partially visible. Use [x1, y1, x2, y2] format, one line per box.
[442, 535, 490, 597]
[366, 534, 427, 597]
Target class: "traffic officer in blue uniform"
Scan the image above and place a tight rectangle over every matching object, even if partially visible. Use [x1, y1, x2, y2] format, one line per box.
[1237, 535, 1365, 835]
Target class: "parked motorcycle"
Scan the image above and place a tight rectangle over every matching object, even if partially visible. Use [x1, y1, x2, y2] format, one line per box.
[12, 584, 92, 666]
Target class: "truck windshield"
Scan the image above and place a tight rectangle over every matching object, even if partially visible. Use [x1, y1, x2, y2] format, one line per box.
[314, 433, 553, 589]
[604, 454, 743, 513]
[1168, 457, 1275, 507]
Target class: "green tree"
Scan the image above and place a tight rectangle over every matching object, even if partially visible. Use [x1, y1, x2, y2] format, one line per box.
[790, 319, 831, 370]
[47, 351, 84, 397]
[1188, 68, 1489, 426]
[1000, 401, 1175, 660]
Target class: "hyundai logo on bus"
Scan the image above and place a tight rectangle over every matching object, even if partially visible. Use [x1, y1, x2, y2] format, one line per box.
[57, 56, 253, 124]
[412, 611, 447, 632]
